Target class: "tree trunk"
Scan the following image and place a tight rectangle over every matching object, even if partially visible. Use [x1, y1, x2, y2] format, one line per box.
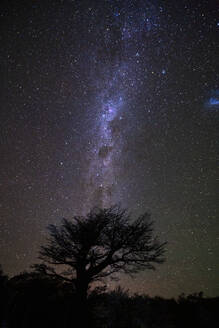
[75, 278, 90, 327]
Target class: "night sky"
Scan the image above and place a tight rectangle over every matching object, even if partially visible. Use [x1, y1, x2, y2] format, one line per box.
[0, 0, 218, 298]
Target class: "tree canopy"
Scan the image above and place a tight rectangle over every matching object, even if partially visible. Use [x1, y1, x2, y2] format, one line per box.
[33, 206, 166, 300]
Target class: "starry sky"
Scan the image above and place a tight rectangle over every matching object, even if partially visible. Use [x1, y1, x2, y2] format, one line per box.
[0, 0, 218, 298]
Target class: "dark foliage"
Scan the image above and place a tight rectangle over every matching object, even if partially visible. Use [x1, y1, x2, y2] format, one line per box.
[89, 287, 219, 328]
[2, 275, 218, 328]
[6, 272, 76, 328]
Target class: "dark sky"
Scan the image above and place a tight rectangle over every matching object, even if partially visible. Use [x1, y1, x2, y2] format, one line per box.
[0, 0, 218, 298]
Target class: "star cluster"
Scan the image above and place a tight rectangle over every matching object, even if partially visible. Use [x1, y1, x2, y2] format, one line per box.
[0, 0, 218, 298]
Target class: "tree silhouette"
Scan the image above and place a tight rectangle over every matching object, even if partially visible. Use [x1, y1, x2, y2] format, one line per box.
[8, 271, 75, 328]
[33, 206, 166, 320]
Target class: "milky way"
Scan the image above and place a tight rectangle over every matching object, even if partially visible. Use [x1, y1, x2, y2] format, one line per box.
[0, 0, 218, 298]
[83, 0, 161, 210]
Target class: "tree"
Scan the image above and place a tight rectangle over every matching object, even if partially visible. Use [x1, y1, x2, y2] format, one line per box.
[33, 206, 166, 308]
[8, 272, 74, 328]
